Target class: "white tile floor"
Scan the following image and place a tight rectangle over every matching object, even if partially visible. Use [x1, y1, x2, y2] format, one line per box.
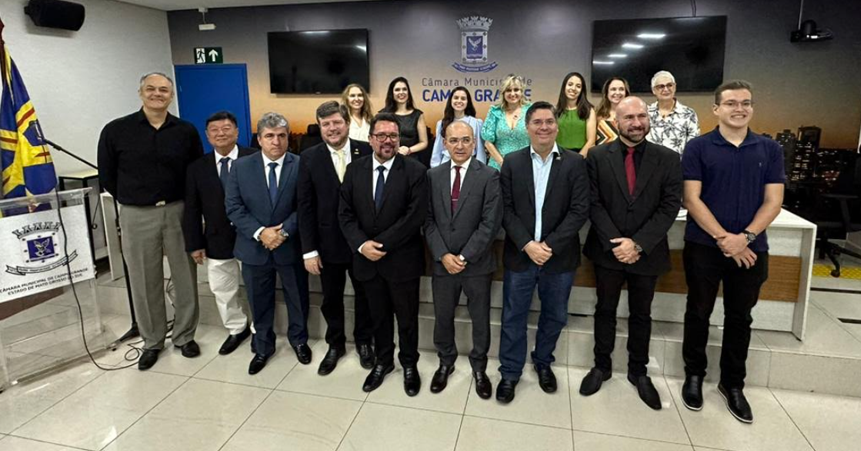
[0, 267, 859, 450]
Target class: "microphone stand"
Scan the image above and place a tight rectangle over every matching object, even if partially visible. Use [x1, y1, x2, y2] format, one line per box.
[39, 136, 140, 343]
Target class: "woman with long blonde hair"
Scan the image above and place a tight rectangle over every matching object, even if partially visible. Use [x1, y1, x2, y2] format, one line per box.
[481, 74, 532, 170]
[341, 83, 373, 142]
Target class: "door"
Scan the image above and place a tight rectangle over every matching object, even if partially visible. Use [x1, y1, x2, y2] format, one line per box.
[174, 64, 252, 153]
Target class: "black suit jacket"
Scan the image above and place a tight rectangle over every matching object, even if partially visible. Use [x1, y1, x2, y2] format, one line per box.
[500, 147, 589, 274]
[338, 154, 429, 282]
[298, 139, 373, 265]
[583, 140, 682, 275]
[183, 146, 257, 259]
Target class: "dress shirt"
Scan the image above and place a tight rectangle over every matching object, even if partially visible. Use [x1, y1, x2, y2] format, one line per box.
[349, 119, 370, 142]
[450, 157, 471, 191]
[647, 99, 700, 155]
[358, 156, 395, 254]
[303, 140, 353, 261]
[531, 144, 560, 242]
[213, 145, 239, 170]
[253, 153, 288, 241]
[619, 140, 646, 173]
[98, 109, 203, 206]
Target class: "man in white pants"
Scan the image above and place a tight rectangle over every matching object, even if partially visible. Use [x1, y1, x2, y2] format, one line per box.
[184, 111, 255, 354]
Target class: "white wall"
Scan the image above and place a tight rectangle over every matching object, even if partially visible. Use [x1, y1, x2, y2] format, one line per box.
[3, 0, 174, 174]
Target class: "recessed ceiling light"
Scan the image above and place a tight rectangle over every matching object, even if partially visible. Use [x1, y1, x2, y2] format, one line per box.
[637, 33, 666, 39]
[622, 43, 644, 49]
[608, 54, 627, 58]
[593, 61, 615, 65]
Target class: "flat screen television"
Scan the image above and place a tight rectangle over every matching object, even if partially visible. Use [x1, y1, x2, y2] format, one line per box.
[591, 16, 727, 93]
[268, 29, 370, 94]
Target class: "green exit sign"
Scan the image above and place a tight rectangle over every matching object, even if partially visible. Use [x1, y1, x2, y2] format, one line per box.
[194, 47, 223, 64]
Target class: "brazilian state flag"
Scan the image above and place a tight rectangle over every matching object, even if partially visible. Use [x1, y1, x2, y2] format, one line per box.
[0, 45, 57, 200]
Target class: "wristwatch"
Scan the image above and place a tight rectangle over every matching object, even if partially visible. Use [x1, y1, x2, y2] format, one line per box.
[633, 242, 643, 254]
[742, 230, 757, 244]
[279, 228, 289, 238]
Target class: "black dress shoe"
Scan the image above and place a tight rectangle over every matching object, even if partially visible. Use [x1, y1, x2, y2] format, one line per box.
[357, 343, 375, 370]
[404, 366, 422, 396]
[248, 353, 271, 375]
[138, 349, 160, 370]
[535, 365, 557, 393]
[430, 364, 455, 394]
[496, 378, 518, 404]
[362, 363, 395, 393]
[317, 346, 346, 376]
[682, 375, 704, 411]
[579, 367, 611, 396]
[219, 328, 251, 355]
[718, 384, 754, 423]
[628, 373, 662, 410]
[292, 343, 312, 365]
[474, 371, 492, 399]
[175, 340, 200, 358]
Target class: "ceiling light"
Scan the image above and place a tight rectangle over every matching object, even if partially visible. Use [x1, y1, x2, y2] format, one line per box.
[608, 54, 627, 58]
[622, 43, 644, 49]
[593, 61, 615, 65]
[637, 33, 666, 39]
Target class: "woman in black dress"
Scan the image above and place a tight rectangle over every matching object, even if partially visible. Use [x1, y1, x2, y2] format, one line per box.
[380, 77, 429, 166]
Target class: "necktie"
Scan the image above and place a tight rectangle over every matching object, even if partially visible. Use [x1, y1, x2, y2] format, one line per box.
[334, 148, 346, 182]
[625, 147, 636, 196]
[374, 165, 386, 211]
[451, 166, 461, 214]
[219, 157, 230, 189]
[268, 162, 279, 205]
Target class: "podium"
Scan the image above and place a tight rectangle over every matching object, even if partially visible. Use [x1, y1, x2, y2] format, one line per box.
[0, 189, 104, 390]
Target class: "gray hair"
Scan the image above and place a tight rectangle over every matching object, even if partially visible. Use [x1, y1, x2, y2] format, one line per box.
[139, 71, 174, 89]
[257, 112, 289, 133]
[650, 70, 675, 88]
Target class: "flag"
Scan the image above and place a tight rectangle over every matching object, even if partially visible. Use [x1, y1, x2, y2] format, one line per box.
[0, 44, 57, 200]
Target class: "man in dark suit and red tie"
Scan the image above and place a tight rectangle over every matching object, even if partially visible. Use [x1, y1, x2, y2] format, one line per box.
[183, 111, 255, 355]
[338, 113, 429, 396]
[578, 96, 682, 410]
[298, 101, 375, 375]
[225, 112, 311, 375]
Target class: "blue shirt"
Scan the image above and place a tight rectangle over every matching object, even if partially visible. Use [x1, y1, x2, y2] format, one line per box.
[531, 144, 560, 242]
[682, 128, 785, 252]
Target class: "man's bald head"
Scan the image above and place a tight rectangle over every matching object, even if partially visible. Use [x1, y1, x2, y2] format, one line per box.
[616, 96, 650, 145]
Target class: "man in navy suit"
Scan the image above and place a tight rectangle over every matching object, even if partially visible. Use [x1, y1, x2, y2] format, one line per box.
[225, 112, 311, 375]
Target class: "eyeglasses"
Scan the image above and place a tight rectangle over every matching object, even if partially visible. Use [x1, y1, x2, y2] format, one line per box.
[371, 133, 399, 142]
[719, 100, 754, 109]
[445, 137, 474, 146]
[654, 82, 675, 91]
[207, 126, 236, 134]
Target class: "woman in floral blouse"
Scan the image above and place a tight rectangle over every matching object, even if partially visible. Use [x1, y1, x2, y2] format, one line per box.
[481, 74, 532, 170]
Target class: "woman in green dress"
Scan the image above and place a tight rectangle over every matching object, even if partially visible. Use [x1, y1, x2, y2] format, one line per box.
[554, 72, 597, 157]
[481, 74, 532, 170]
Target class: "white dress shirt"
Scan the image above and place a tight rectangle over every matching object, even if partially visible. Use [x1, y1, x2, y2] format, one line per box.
[214, 145, 239, 170]
[303, 140, 353, 260]
[449, 156, 471, 192]
[358, 156, 396, 254]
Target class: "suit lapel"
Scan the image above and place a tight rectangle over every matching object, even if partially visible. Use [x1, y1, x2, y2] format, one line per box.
[452, 160, 478, 220]
[321, 145, 342, 186]
[272, 154, 293, 209]
[608, 141, 633, 202]
[440, 161, 453, 221]
[378, 156, 403, 214]
[360, 156, 376, 213]
[524, 151, 535, 208]
[249, 153, 271, 208]
[631, 144, 658, 200]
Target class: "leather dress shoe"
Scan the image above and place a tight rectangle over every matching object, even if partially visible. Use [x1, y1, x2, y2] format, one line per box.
[138, 349, 160, 371]
[403, 366, 422, 396]
[628, 373, 662, 410]
[248, 353, 271, 375]
[362, 363, 395, 392]
[496, 378, 518, 404]
[219, 328, 251, 355]
[579, 367, 611, 396]
[176, 340, 200, 358]
[293, 343, 312, 364]
[430, 364, 454, 394]
[681, 375, 704, 411]
[317, 346, 346, 376]
[718, 384, 754, 423]
[357, 343, 375, 370]
[535, 365, 557, 393]
[473, 371, 492, 399]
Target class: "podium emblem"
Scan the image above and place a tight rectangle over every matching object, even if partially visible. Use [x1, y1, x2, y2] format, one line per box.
[6, 221, 77, 276]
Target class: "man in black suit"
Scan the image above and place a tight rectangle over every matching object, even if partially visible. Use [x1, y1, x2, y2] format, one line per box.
[497, 102, 589, 403]
[339, 113, 428, 396]
[424, 121, 502, 399]
[184, 111, 255, 355]
[298, 101, 375, 375]
[578, 97, 682, 410]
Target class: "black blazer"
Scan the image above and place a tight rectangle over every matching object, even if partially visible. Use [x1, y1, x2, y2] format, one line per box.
[298, 139, 373, 265]
[583, 140, 682, 276]
[338, 154, 429, 282]
[500, 147, 589, 274]
[183, 146, 257, 259]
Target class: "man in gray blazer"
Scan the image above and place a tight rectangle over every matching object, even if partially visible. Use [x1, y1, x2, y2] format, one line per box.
[424, 121, 503, 399]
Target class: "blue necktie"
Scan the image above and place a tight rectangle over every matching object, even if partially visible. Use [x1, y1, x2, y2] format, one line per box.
[268, 162, 279, 205]
[219, 157, 230, 189]
[374, 165, 386, 211]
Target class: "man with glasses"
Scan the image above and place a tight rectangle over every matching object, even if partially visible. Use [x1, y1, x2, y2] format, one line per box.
[424, 121, 502, 399]
[646, 71, 699, 155]
[680, 80, 784, 423]
[496, 101, 589, 403]
[339, 113, 428, 396]
[184, 111, 255, 355]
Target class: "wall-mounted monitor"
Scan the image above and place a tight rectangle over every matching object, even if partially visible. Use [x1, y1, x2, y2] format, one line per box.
[268, 29, 370, 94]
[591, 16, 727, 93]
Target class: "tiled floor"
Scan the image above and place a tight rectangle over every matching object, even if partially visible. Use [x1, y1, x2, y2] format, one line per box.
[0, 264, 859, 450]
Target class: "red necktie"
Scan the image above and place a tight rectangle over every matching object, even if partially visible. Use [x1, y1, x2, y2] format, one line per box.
[451, 166, 461, 214]
[625, 147, 636, 196]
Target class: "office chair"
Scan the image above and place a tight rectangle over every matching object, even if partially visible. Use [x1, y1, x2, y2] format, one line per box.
[298, 124, 323, 152]
[813, 151, 861, 277]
